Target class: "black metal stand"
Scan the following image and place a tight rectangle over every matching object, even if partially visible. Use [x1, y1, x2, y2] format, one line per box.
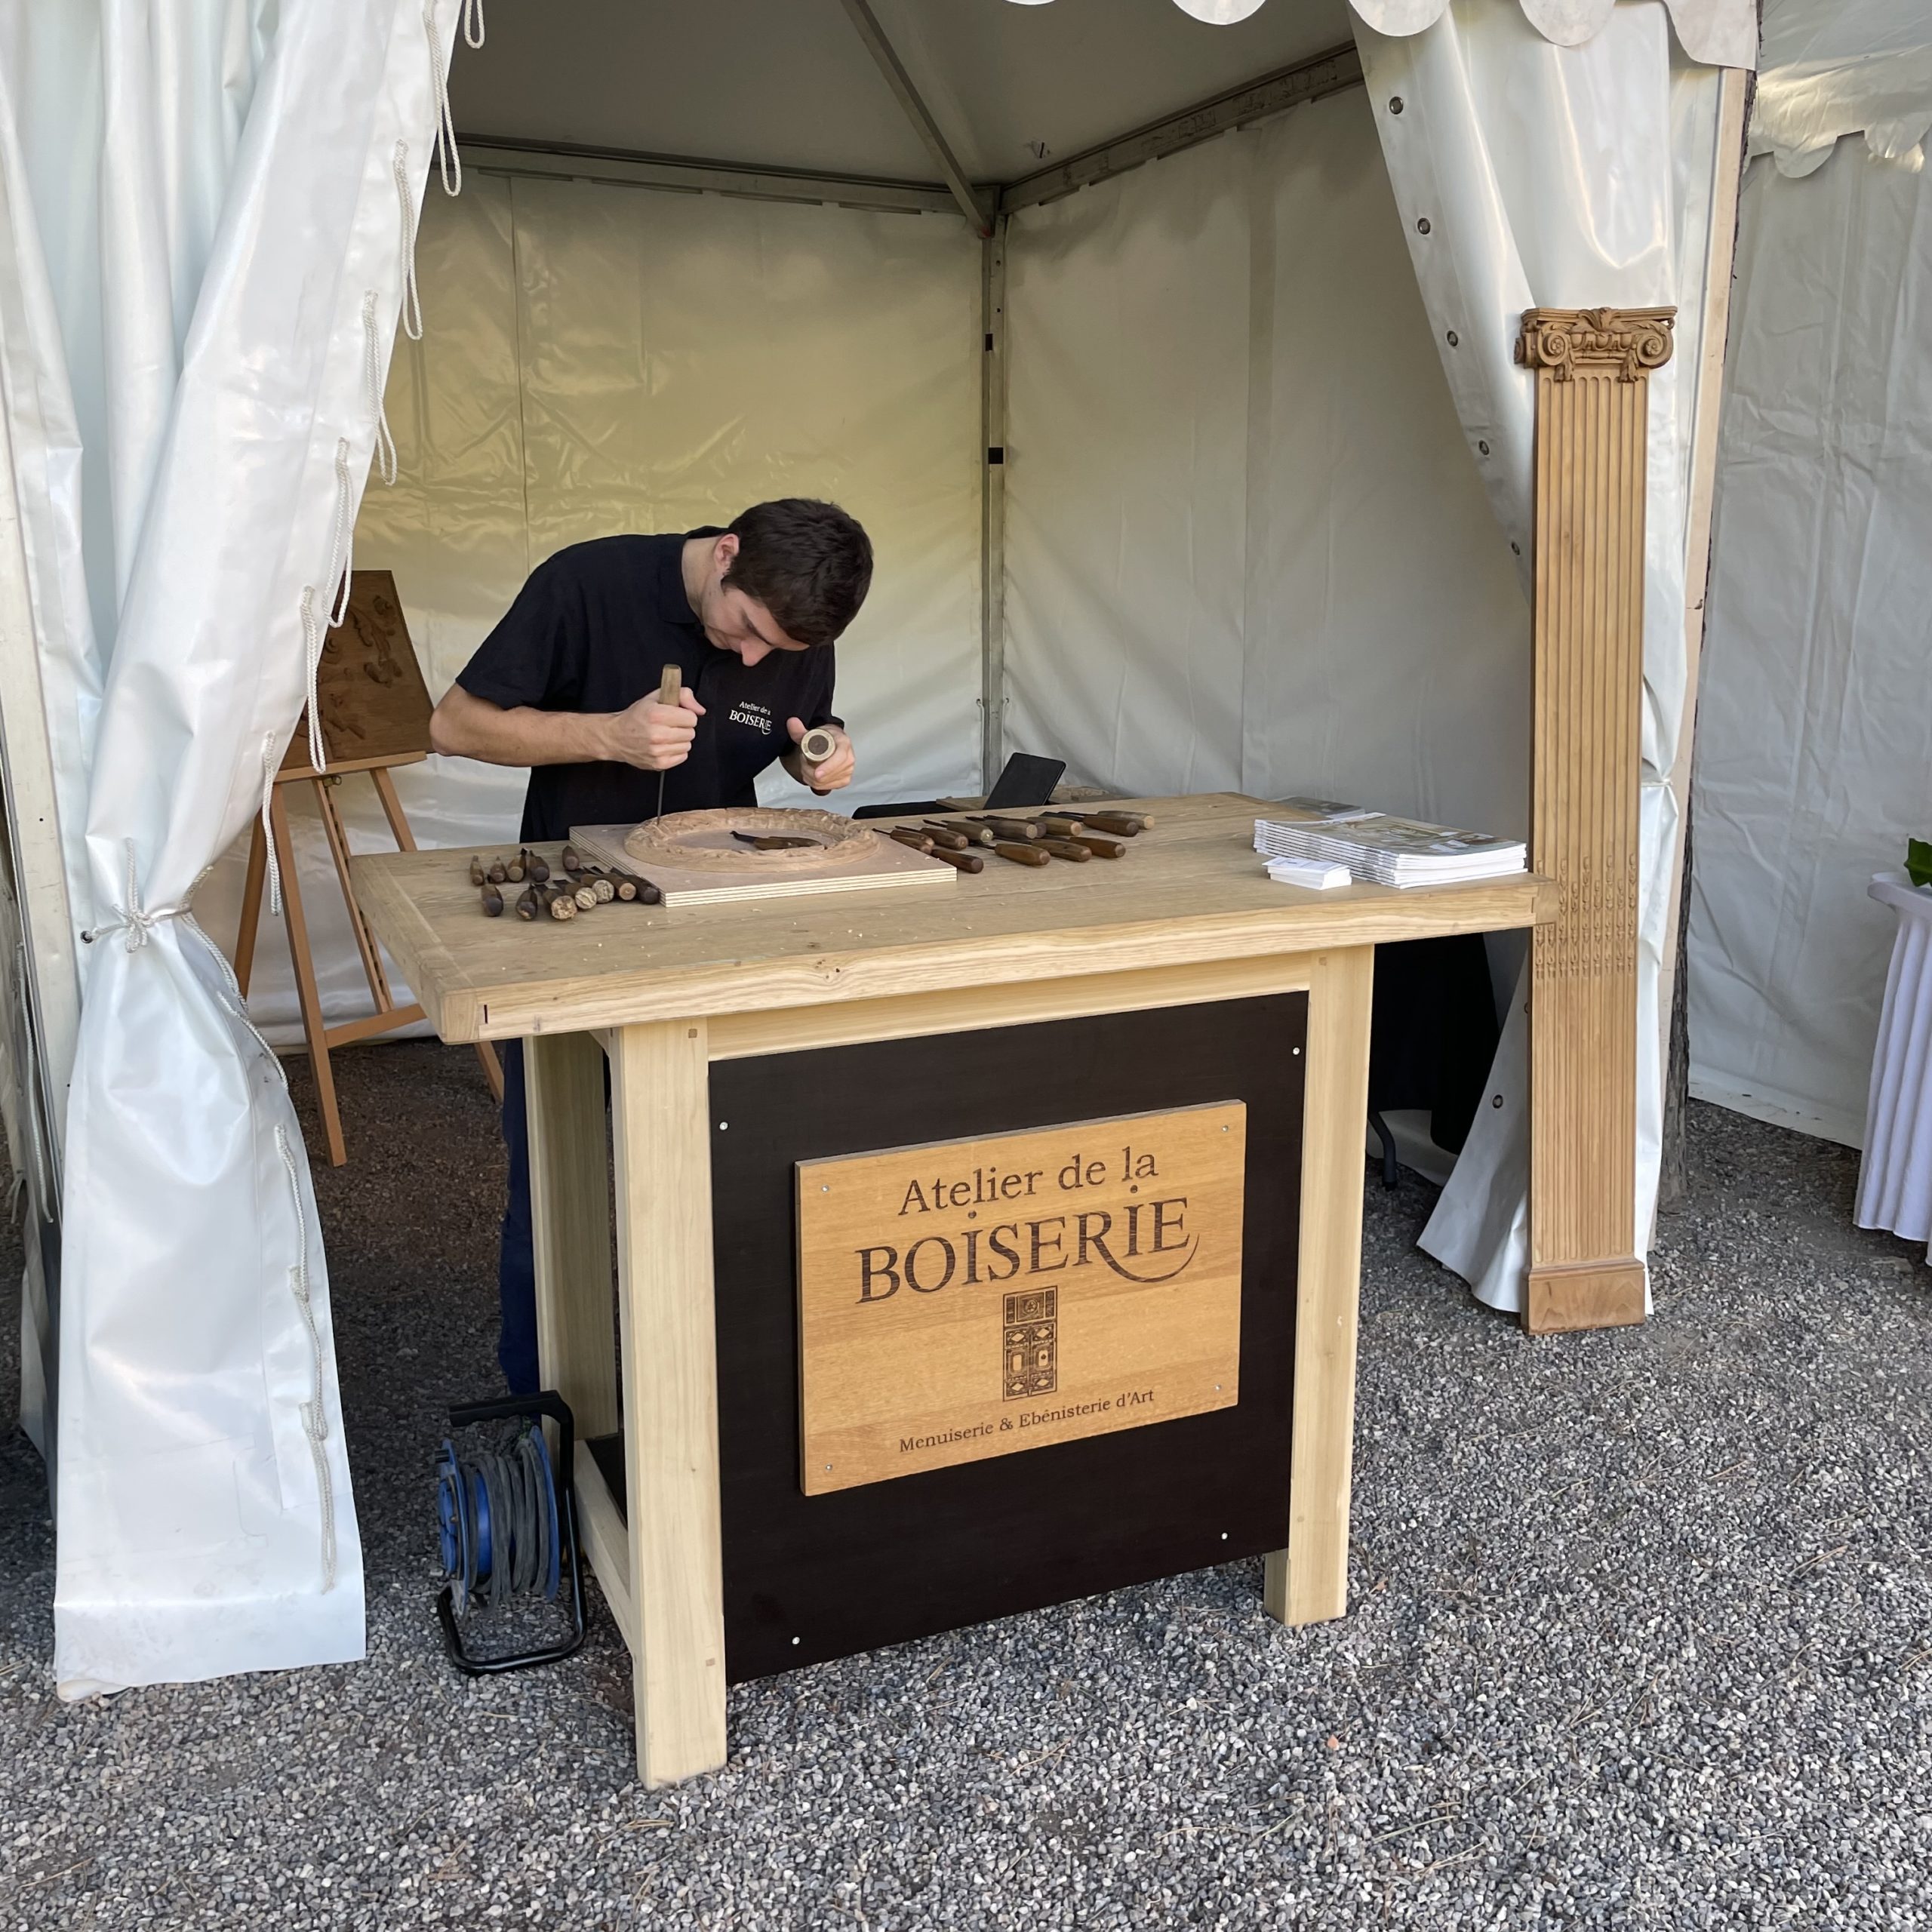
[1368, 1111, 1400, 1190]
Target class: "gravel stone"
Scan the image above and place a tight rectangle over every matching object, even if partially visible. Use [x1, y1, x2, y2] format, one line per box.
[2, 1041, 1929, 1929]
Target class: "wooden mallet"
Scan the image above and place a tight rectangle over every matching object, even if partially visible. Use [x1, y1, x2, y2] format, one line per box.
[798, 721, 838, 790]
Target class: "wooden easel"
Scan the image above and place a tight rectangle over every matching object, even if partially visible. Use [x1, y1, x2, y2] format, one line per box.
[235, 571, 502, 1165]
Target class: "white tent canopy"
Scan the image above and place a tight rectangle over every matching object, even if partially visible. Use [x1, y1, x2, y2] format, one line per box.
[0, 0, 1752, 1694]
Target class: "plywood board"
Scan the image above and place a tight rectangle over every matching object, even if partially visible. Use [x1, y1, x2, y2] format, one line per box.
[571, 820, 955, 909]
[284, 570, 433, 773]
[795, 1102, 1245, 1494]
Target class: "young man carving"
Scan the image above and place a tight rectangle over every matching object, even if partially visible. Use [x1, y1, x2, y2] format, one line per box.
[432, 498, 872, 1389]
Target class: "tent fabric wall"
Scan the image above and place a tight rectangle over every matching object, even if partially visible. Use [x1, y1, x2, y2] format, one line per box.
[201, 174, 983, 1041]
[1003, 86, 1531, 848]
[1687, 140, 1932, 1147]
[1355, 2, 1727, 1312]
[1751, 0, 1932, 175]
[5, 0, 456, 1697]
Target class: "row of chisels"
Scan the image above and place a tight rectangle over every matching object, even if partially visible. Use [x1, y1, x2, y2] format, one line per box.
[888, 805, 1155, 872]
[471, 844, 661, 920]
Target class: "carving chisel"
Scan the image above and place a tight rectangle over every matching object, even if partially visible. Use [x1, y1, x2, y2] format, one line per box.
[654, 663, 681, 821]
[992, 841, 1051, 867]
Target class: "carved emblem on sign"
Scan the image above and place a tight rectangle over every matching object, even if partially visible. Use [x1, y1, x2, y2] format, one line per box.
[1003, 1289, 1059, 1400]
[795, 1104, 1246, 1494]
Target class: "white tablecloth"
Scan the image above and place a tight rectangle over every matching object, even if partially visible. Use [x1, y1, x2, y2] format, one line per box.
[1857, 872, 1932, 1262]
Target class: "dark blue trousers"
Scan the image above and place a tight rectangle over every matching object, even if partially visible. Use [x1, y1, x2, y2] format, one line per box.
[496, 1038, 540, 1394]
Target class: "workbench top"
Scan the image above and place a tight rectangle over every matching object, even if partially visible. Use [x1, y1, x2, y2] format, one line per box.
[352, 794, 1553, 1043]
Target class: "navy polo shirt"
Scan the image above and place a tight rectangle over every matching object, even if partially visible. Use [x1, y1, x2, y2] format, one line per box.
[455, 531, 838, 844]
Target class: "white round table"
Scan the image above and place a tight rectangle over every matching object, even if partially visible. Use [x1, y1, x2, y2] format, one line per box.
[1857, 871, 1932, 1263]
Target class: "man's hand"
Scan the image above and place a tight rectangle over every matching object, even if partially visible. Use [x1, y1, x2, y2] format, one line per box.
[429, 682, 706, 772]
[784, 718, 854, 795]
[599, 687, 705, 772]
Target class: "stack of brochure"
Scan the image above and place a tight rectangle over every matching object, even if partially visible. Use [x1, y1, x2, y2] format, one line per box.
[1255, 798, 1526, 888]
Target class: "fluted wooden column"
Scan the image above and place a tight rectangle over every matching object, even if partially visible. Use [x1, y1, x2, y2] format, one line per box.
[1517, 306, 1675, 1336]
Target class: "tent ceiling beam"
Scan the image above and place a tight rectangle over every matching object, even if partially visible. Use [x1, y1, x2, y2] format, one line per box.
[835, 0, 992, 235]
[998, 42, 1364, 216]
[459, 45, 1370, 228]
[457, 136, 961, 218]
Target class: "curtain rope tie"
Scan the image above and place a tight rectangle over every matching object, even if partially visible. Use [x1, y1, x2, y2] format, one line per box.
[300, 438, 356, 772]
[79, 841, 189, 952]
[425, 1, 463, 195]
[328, 436, 355, 629]
[394, 142, 423, 341]
[259, 733, 285, 916]
[361, 291, 398, 487]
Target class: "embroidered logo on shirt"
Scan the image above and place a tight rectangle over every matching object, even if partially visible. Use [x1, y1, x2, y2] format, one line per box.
[728, 700, 774, 735]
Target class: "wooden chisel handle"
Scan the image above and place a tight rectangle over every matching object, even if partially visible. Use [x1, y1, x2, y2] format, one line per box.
[1039, 838, 1094, 862]
[928, 846, 984, 873]
[936, 820, 995, 846]
[658, 663, 683, 707]
[1082, 811, 1149, 835]
[1069, 834, 1124, 859]
[890, 828, 936, 854]
[919, 823, 973, 851]
[993, 841, 1051, 867]
[981, 817, 1041, 841]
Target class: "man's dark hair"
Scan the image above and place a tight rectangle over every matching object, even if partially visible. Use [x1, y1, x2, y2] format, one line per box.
[724, 499, 873, 648]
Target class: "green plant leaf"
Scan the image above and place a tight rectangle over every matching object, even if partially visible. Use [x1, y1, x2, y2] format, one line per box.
[1909, 837, 1932, 889]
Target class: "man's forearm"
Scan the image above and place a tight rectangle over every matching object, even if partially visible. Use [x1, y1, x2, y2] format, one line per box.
[430, 687, 614, 768]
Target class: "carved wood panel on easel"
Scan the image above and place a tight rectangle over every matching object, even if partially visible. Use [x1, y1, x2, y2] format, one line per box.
[282, 570, 434, 774]
[1517, 306, 1673, 1335]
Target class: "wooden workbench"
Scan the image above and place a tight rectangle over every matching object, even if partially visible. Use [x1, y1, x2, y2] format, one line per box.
[355, 794, 1551, 1786]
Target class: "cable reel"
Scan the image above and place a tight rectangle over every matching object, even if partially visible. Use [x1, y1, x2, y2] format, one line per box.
[433, 1391, 586, 1675]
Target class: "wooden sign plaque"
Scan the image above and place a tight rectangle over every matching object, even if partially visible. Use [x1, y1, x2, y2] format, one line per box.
[795, 1103, 1246, 1494]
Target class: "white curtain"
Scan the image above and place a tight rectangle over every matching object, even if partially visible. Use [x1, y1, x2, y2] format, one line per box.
[1690, 69, 1932, 1145]
[0, 0, 453, 1695]
[1352, 0, 1734, 1311]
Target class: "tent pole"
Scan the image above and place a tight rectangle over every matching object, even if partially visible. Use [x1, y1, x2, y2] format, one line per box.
[457, 136, 958, 219]
[998, 43, 1362, 216]
[0, 368, 79, 1197]
[836, 0, 991, 235]
[980, 219, 1008, 792]
[1655, 66, 1752, 1211]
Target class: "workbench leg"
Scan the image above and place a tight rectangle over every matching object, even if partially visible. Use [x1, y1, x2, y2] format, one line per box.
[526, 1032, 617, 1439]
[609, 1019, 728, 1787]
[1266, 945, 1374, 1627]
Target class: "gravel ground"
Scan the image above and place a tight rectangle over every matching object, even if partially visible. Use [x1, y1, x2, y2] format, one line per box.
[3, 1041, 1931, 1930]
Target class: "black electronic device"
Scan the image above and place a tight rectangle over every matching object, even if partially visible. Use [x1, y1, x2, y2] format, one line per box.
[983, 752, 1067, 810]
